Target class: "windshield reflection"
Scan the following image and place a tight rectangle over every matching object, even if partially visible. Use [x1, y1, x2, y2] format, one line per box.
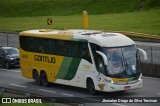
[4, 48, 19, 56]
[102, 45, 141, 78]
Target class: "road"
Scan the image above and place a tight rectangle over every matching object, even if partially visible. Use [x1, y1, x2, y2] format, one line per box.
[0, 67, 160, 106]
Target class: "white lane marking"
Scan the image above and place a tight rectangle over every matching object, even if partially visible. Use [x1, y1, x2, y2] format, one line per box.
[156, 93, 160, 95]
[10, 84, 27, 88]
[84, 97, 101, 102]
[39, 89, 56, 93]
[112, 103, 127, 106]
[61, 93, 74, 97]
[6, 70, 20, 73]
[143, 76, 160, 80]
[0, 68, 20, 73]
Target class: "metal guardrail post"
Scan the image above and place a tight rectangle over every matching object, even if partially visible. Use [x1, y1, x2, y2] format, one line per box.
[151, 46, 153, 63]
[25, 93, 31, 97]
[49, 98, 56, 105]
[6, 32, 8, 46]
[0, 88, 5, 97]
[78, 104, 86, 106]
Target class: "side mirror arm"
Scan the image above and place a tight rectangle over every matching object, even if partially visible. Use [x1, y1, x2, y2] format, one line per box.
[96, 51, 108, 65]
[138, 48, 147, 60]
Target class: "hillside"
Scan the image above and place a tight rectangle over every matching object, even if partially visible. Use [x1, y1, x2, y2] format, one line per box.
[0, 0, 160, 17]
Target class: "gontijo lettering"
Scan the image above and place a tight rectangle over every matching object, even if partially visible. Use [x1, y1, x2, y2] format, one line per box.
[34, 55, 56, 63]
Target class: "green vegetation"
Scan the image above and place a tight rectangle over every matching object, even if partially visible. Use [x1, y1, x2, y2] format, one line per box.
[0, 9, 160, 35]
[0, 0, 160, 35]
[0, 0, 160, 17]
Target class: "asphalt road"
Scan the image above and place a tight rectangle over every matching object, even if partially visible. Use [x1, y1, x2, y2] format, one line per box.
[0, 67, 160, 106]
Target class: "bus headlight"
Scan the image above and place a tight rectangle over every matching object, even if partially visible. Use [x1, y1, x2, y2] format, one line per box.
[104, 79, 113, 83]
[138, 76, 142, 81]
[138, 74, 142, 81]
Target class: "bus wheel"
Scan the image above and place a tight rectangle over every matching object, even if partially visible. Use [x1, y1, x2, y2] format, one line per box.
[33, 71, 41, 85]
[41, 72, 49, 87]
[87, 79, 96, 95]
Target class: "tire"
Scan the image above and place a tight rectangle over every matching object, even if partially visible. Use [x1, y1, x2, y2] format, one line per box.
[5, 61, 11, 69]
[41, 72, 49, 87]
[33, 71, 41, 85]
[87, 79, 96, 95]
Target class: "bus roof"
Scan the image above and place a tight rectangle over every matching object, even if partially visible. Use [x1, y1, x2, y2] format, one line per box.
[19, 29, 135, 47]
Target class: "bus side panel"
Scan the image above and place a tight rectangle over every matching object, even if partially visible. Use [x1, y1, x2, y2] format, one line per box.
[56, 59, 96, 88]
[20, 49, 65, 83]
[20, 49, 33, 79]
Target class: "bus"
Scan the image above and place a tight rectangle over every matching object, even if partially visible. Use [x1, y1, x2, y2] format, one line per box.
[19, 29, 147, 94]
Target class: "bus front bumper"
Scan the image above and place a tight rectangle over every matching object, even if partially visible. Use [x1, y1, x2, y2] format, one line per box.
[104, 80, 142, 92]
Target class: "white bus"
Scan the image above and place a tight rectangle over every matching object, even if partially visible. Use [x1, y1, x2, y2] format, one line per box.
[19, 29, 147, 94]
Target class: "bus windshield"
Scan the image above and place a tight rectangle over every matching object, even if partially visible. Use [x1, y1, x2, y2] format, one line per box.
[102, 45, 141, 78]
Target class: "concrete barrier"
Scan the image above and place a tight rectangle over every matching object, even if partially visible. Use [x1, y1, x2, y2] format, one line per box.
[141, 63, 160, 78]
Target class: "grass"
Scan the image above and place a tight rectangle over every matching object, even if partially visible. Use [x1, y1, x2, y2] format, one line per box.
[0, 8, 160, 35]
[0, 0, 160, 17]
[0, 0, 160, 35]
[0, 0, 144, 17]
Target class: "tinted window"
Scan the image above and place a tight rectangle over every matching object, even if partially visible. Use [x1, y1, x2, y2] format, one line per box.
[68, 42, 79, 57]
[19, 36, 92, 63]
[79, 43, 92, 63]
[56, 40, 68, 56]
[4, 48, 19, 55]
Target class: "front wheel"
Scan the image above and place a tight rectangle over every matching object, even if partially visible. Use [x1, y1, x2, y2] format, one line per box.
[87, 79, 96, 95]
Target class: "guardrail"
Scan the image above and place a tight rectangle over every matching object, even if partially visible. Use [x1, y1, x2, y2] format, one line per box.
[103, 31, 160, 40]
[0, 87, 79, 105]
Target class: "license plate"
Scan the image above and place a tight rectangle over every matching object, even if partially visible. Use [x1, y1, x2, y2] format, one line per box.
[124, 86, 130, 90]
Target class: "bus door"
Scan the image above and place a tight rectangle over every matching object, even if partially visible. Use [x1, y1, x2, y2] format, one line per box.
[96, 55, 106, 91]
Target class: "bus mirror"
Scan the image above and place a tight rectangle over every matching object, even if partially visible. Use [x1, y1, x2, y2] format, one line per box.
[96, 51, 108, 65]
[138, 48, 147, 60]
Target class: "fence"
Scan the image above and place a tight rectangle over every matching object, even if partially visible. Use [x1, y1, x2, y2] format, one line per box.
[0, 86, 79, 105]
[0, 32, 19, 48]
[136, 45, 160, 64]
[0, 32, 160, 64]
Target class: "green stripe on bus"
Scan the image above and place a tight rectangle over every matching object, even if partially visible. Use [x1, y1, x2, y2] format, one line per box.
[128, 74, 140, 81]
[56, 57, 72, 79]
[63, 58, 81, 80]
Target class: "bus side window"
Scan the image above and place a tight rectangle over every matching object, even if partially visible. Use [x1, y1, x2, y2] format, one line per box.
[90, 43, 100, 62]
[46, 39, 56, 55]
[37, 39, 45, 53]
[90, 43, 106, 74]
[57, 40, 68, 56]
[97, 55, 105, 75]
[79, 43, 92, 63]
[68, 42, 79, 57]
